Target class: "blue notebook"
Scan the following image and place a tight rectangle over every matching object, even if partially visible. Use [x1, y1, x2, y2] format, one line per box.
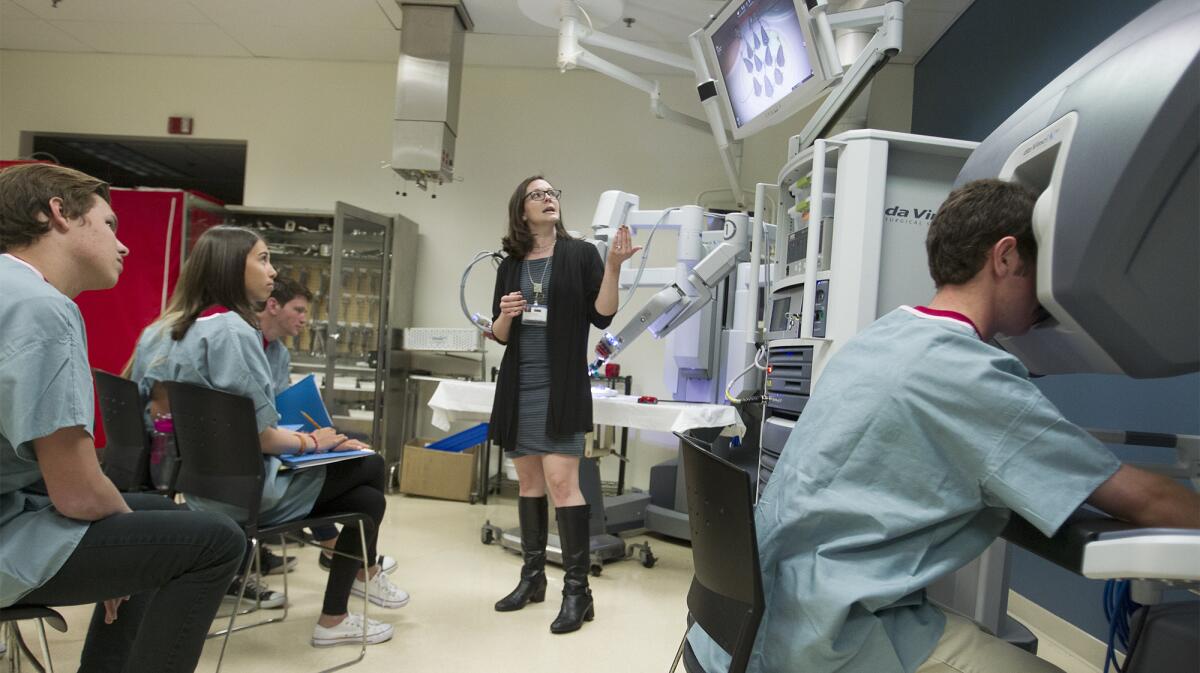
[275, 374, 333, 431]
[278, 448, 373, 470]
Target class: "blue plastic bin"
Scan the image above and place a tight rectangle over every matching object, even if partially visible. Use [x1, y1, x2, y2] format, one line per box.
[426, 423, 489, 453]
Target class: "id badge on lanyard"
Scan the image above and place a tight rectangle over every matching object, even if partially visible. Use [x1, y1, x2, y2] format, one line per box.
[524, 303, 548, 325]
[525, 257, 551, 325]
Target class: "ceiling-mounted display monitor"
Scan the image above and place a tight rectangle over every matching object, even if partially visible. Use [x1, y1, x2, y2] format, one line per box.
[703, 0, 833, 140]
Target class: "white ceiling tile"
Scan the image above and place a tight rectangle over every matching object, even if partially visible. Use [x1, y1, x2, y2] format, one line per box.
[224, 24, 398, 62]
[3, 0, 973, 70]
[1, 17, 91, 51]
[464, 0, 724, 43]
[14, 0, 209, 23]
[622, 0, 725, 38]
[52, 20, 251, 56]
[462, 0, 555, 37]
[195, 0, 393, 31]
[3, 0, 36, 20]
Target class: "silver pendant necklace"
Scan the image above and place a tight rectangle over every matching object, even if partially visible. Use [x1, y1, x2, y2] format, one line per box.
[526, 257, 551, 305]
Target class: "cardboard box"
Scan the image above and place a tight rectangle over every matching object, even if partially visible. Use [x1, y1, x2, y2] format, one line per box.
[399, 438, 478, 502]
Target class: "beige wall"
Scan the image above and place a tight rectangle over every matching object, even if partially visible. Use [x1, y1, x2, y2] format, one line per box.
[0, 49, 911, 486]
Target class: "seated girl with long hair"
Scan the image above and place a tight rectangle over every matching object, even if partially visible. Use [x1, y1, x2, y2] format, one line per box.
[128, 225, 407, 648]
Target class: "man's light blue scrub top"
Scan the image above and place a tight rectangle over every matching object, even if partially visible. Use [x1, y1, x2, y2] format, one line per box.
[131, 311, 324, 526]
[264, 338, 292, 397]
[688, 307, 1121, 673]
[0, 255, 93, 607]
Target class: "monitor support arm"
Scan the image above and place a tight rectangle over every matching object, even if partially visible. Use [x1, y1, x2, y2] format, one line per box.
[796, 0, 904, 150]
[554, 1, 746, 209]
[557, 2, 707, 130]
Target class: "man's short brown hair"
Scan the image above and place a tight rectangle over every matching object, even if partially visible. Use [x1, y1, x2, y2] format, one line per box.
[0, 163, 111, 252]
[925, 178, 1039, 287]
[269, 276, 313, 306]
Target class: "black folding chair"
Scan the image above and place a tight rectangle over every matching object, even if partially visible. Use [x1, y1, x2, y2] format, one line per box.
[0, 605, 66, 672]
[164, 382, 374, 673]
[93, 369, 158, 492]
[669, 432, 765, 673]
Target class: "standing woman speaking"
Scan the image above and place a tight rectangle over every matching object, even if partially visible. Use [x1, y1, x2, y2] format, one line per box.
[489, 175, 638, 633]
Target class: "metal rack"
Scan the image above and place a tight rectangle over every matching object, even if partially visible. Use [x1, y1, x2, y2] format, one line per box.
[187, 203, 418, 450]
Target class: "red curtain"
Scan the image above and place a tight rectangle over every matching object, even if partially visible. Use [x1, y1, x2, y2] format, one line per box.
[75, 189, 222, 446]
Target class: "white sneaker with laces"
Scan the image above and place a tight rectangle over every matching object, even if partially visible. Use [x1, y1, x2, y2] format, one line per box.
[311, 612, 394, 648]
[350, 570, 410, 608]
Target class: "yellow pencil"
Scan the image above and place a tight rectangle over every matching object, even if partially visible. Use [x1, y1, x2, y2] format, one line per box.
[299, 411, 321, 430]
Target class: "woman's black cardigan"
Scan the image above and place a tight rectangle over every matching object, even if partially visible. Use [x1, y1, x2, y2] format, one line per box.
[488, 238, 614, 450]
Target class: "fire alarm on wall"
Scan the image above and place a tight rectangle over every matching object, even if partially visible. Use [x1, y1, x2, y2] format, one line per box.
[168, 117, 194, 135]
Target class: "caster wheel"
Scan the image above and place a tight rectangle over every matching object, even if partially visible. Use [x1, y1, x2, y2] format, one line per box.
[589, 563, 603, 577]
[481, 525, 495, 545]
[640, 551, 657, 568]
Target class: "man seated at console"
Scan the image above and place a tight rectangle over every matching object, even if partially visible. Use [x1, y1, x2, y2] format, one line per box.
[686, 178, 1200, 673]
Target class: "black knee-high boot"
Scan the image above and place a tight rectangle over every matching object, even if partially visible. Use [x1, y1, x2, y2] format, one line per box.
[495, 496, 549, 612]
[550, 504, 594, 633]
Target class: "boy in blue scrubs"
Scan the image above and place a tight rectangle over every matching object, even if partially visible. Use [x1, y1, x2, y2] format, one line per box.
[687, 179, 1200, 673]
[0, 163, 245, 672]
[256, 277, 398, 575]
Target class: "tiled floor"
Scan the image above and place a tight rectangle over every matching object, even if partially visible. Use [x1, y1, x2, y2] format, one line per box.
[18, 493, 1100, 672]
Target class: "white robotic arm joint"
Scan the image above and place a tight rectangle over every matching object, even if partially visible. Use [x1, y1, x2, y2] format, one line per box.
[587, 206, 751, 373]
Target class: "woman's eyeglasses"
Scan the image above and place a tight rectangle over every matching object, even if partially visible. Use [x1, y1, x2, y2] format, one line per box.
[524, 189, 563, 202]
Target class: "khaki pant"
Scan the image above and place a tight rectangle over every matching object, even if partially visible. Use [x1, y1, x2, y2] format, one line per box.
[917, 611, 1067, 673]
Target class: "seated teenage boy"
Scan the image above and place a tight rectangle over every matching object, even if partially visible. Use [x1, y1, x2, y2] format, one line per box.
[257, 276, 398, 575]
[686, 178, 1200, 673]
[0, 163, 245, 673]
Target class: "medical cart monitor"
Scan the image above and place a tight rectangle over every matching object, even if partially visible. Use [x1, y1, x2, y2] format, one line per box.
[705, 0, 830, 140]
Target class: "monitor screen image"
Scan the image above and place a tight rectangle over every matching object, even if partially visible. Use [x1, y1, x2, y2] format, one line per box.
[710, 0, 816, 130]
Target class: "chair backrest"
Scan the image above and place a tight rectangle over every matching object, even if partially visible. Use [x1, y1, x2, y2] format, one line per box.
[679, 432, 764, 673]
[164, 382, 265, 529]
[93, 369, 152, 491]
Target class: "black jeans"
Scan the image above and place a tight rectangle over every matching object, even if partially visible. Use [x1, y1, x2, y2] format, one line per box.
[307, 431, 373, 543]
[22, 493, 245, 673]
[306, 453, 387, 615]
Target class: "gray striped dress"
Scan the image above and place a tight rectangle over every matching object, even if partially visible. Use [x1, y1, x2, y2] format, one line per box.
[509, 257, 585, 457]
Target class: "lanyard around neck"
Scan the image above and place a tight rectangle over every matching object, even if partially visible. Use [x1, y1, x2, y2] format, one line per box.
[526, 257, 551, 305]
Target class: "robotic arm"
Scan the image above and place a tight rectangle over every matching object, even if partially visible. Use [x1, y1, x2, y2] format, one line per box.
[587, 194, 750, 376]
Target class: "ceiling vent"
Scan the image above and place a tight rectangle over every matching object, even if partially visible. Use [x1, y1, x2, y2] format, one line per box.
[392, 2, 473, 190]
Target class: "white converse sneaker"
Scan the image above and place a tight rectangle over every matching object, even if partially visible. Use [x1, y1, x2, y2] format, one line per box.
[311, 612, 394, 648]
[350, 570, 410, 608]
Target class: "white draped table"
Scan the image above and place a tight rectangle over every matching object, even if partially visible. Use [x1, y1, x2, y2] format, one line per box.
[427, 380, 745, 437]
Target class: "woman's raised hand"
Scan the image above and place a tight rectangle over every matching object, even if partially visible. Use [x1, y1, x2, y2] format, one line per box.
[608, 225, 642, 267]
